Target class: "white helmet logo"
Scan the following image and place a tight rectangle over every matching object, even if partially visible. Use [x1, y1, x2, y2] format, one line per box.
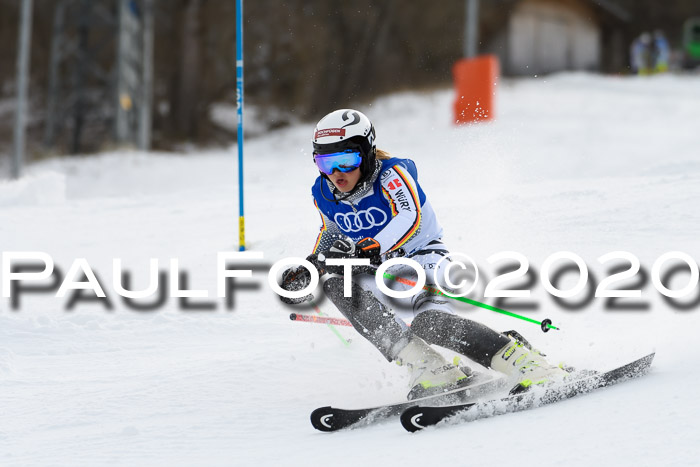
[334, 207, 388, 233]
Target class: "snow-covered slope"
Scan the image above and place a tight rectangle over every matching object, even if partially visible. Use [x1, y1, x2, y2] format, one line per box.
[1, 73, 700, 466]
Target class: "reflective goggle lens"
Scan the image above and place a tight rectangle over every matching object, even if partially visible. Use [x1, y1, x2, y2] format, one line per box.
[314, 151, 362, 175]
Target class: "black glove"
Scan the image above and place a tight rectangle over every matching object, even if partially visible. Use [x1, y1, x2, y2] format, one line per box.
[279, 254, 320, 305]
[356, 237, 382, 266]
[318, 238, 381, 275]
[317, 239, 354, 275]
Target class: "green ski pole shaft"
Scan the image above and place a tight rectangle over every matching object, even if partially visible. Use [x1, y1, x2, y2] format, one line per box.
[379, 270, 559, 332]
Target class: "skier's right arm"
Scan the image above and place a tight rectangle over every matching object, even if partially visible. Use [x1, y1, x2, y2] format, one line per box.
[311, 200, 347, 255]
[278, 202, 345, 304]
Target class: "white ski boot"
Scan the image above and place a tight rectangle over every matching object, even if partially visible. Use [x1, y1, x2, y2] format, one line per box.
[490, 335, 568, 394]
[396, 337, 471, 400]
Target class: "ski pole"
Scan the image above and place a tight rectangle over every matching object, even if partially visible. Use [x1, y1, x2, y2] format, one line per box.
[311, 304, 351, 346]
[289, 268, 558, 332]
[377, 269, 559, 332]
[289, 309, 556, 335]
[290, 313, 352, 327]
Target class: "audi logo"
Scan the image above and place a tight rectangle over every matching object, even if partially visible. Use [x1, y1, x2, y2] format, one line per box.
[334, 207, 388, 232]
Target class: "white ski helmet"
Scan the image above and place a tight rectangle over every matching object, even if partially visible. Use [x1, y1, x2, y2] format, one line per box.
[312, 109, 377, 177]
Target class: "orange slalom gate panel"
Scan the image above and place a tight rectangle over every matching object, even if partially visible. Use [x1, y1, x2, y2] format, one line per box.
[453, 55, 499, 124]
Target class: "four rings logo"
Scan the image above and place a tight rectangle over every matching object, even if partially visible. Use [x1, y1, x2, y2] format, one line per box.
[334, 207, 388, 232]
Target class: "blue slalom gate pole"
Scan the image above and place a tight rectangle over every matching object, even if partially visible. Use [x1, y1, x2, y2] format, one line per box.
[236, 0, 245, 251]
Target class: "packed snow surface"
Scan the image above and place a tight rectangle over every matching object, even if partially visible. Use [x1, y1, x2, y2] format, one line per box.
[2, 73, 700, 466]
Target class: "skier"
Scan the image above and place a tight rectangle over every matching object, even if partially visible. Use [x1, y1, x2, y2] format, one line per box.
[652, 30, 671, 73]
[630, 32, 653, 75]
[281, 109, 567, 399]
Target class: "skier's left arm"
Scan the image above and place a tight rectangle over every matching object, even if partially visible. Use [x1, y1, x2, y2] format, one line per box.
[373, 165, 423, 255]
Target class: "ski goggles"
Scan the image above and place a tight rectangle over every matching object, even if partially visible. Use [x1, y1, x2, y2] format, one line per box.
[313, 150, 362, 175]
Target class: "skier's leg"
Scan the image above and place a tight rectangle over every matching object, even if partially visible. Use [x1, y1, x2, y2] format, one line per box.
[391, 247, 510, 366]
[322, 275, 411, 361]
[407, 248, 567, 392]
[322, 275, 470, 399]
[411, 310, 510, 367]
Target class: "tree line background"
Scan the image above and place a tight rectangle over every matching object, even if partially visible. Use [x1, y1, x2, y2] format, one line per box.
[0, 0, 698, 157]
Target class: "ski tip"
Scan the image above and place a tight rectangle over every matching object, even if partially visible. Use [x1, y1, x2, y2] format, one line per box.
[635, 351, 655, 365]
[400, 406, 426, 433]
[310, 406, 337, 432]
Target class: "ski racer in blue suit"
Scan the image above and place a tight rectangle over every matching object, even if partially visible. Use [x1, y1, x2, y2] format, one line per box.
[281, 109, 566, 399]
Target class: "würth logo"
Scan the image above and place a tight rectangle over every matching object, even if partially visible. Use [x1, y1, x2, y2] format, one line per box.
[315, 128, 345, 139]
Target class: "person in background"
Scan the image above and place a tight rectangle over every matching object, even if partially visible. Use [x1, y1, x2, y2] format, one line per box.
[631, 32, 653, 75]
[652, 30, 671, 73]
